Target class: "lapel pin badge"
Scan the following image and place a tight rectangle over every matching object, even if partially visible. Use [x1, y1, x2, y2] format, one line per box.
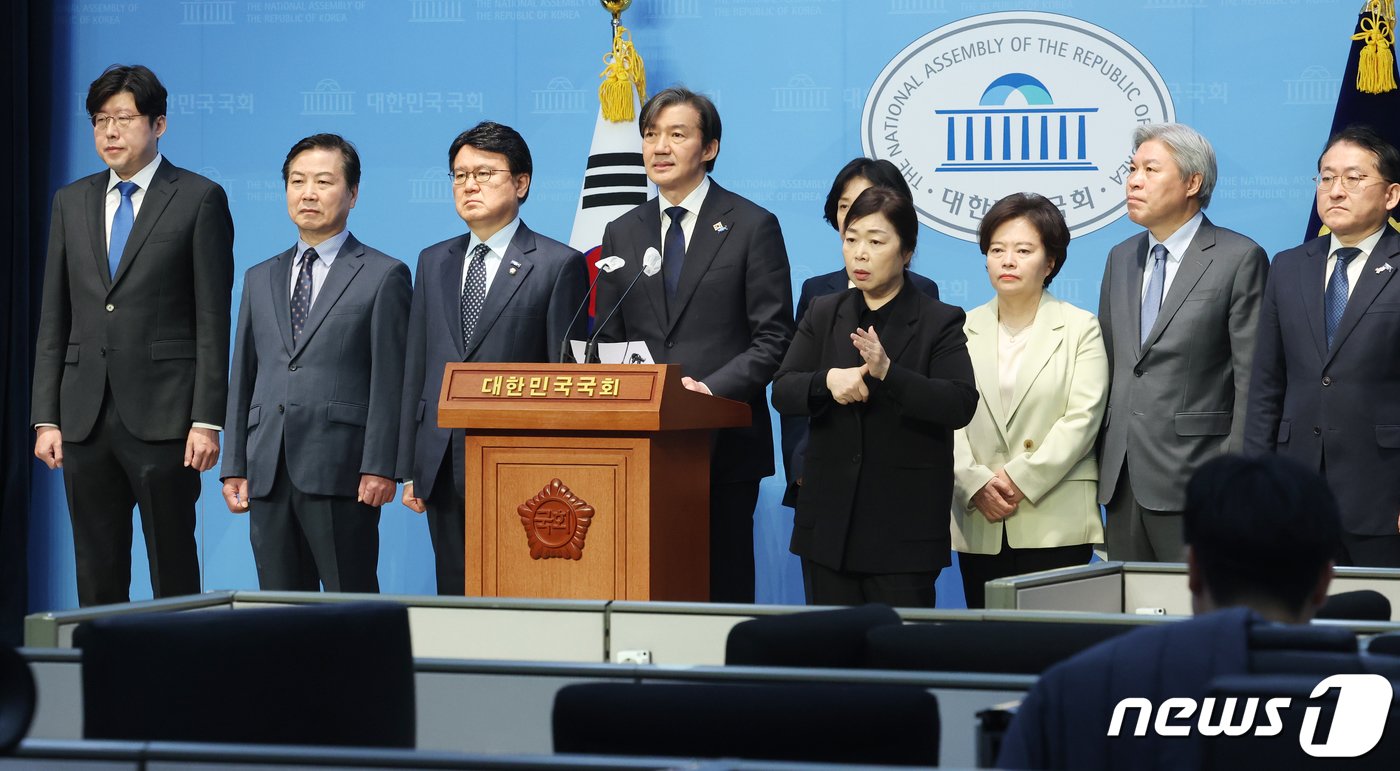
[1376, 263, 1394, 274]
[713, 221, 728, 233]
[508, 259, 522, 276]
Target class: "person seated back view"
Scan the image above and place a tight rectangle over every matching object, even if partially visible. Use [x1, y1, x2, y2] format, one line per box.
[997, 453, 1341, 770]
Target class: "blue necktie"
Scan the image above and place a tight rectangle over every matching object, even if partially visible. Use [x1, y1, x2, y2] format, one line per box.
[1140, 244, 1167, 344]
[460, 243, 489, 349]
[290, 247, 318, 345]
[108, 181, 139, 278]
[663, 205, 687, 300]
[1325, 247, 1362, 349]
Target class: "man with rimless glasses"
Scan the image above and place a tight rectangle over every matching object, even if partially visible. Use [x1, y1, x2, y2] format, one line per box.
[1246, 124, 1400, 568]
[31, 64, 234, 606]
[397, 121, 586, 594]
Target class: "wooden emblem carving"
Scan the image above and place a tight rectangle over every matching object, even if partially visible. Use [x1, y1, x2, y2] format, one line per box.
[517, 478, 595, 560]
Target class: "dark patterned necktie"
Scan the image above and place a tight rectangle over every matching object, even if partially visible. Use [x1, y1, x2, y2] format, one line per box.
[461, 243, 490, 349]
[1325, 247, 1362, 348]
[290, 247, 318, 344]
[663, 205, 687, 300]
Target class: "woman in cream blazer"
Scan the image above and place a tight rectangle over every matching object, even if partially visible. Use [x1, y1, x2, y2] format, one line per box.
[952, 193, 1108, 608]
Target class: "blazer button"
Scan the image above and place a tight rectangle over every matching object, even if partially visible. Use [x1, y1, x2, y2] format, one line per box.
[1313, 426, 1322, 436]
[666, 340, 675, 349]
[1023, 439, 1034, 450]
[99, 347, 106, 357]
[289, 364, 299, 371]
[1322, 376, 1332, 386]
[852, 453, 862, 464]
[105, 304, 115, 312]
[1132, 367, 1143, 377]
[278, 404, 285, 414]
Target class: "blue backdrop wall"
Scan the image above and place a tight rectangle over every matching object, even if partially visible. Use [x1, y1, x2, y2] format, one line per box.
[30, 0, 1361, 612]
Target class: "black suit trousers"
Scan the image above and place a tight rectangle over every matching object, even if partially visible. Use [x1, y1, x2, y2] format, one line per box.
[425, 444, 467, 595]
[710, 479, 760, 603]
[61, 390, 201, 606]
[249, 449, 380, 593]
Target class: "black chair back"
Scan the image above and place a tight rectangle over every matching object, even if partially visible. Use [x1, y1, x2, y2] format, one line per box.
[553, 681, 939, 765]
[1316, 590, 1392, 622]
[0, 645, 36, 755]
[864, 620, 1133, 674]
[75, 601, 415, 747]
[724, 603, 901, 668]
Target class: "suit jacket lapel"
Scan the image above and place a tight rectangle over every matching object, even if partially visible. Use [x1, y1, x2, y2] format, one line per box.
[293, 235, 364, 356]
[86, 175, 112, 291]
[435, 235, 470, 359]
[964, 302, 1009, 431]
[1005, 293, 1065, 422]
[821, 271, 848, 295]
[828, 292, 863, 369]
[466, 223, 536, 359]
[271, 246, 297, 355]
[626, 203, 670, 332]
[666, 183, 736, 334]
[1300, 238, 1330, 362]
[1327, 227, 1400, 364]
[112, 159, 177, 288]
[876, 277, 919, 366]
[1121, 234, 1148, 358]
[1141, 220, 1215, 354]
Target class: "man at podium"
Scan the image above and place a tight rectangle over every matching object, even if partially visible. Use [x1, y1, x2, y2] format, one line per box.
[398, 122, 588, 595]
[593, 87, 796, 603]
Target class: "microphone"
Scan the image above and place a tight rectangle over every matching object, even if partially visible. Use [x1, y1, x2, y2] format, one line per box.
[558, 254, 626, 363]
[586, 247, 662, 364]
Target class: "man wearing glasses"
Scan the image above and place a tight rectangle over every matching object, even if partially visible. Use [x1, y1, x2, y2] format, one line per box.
[397, 121, 587, 594]
[1246, 124, 1400, 568]
[31, 64, 235, 606]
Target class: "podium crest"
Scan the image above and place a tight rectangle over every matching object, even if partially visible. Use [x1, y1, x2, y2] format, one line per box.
[517, 479, 595, 560]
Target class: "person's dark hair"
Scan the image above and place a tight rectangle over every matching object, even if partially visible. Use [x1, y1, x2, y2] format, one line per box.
[843, 187, 917, 257]
[822, 158, 913, 231]
[977, 192, 1071, 287]
[1319, 124, 1400, 184]
[448, 121, 533, 203]
[86, 64, 167, 124]
[1184, 454, 1340, 617]
[639, 86, 722, 172]
[282, 133, 361, 189]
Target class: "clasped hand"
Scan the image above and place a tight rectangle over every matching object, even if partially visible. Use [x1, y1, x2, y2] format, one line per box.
[972, 469, 1026, 523]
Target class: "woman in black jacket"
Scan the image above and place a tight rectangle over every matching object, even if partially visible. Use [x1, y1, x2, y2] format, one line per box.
[773, 187, 978, 607]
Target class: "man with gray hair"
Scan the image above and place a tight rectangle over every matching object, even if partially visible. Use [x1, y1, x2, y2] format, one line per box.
[1096, 123, 1268, 562]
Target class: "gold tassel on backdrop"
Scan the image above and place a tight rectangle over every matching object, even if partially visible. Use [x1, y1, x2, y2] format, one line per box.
[599, 22, 646, 122]
[1354, 0, 1397, 93]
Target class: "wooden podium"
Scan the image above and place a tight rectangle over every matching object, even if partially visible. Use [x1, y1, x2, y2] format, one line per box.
[438, 363, 751, 602]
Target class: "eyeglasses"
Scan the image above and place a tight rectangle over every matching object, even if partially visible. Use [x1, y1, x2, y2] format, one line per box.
[91, 113, 146, 130]
[451, 169, 513, 186]
[1314, 173, 1374, 192]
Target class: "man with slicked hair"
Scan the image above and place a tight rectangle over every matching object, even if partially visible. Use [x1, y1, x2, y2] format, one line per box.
[221, 134, 410, 592]
[1246, 124, 1400, 567]
[1097, 122, 1268, 563]
[594, 86, 796, 603]
[32, 64, 235, 606]
[398, 121, 587, 595]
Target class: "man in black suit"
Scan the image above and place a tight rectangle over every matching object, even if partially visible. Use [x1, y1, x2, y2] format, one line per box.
[1245, 125, 1400, 567]
[221, 134, 411, 592]
[32, 65, 234, 607]
[398, 122, 588, 595]
[594, 87, 796, 603]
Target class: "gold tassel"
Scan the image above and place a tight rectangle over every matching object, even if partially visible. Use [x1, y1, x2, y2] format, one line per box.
[599, 24, 646, 122]
[1354, 0, 1398, 94]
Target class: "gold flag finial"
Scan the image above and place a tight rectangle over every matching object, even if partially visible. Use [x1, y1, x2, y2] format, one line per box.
[598, 0, 646, 122]
[1354, 0, 1397, 93]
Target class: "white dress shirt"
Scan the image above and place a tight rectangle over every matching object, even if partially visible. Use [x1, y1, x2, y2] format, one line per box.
[290, 229, 351, 308]
[461, 217, 521, 298]
[658, 176, 711, 251]
[104, 153, 163, 248]
[1325, 227, 1386, 301]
